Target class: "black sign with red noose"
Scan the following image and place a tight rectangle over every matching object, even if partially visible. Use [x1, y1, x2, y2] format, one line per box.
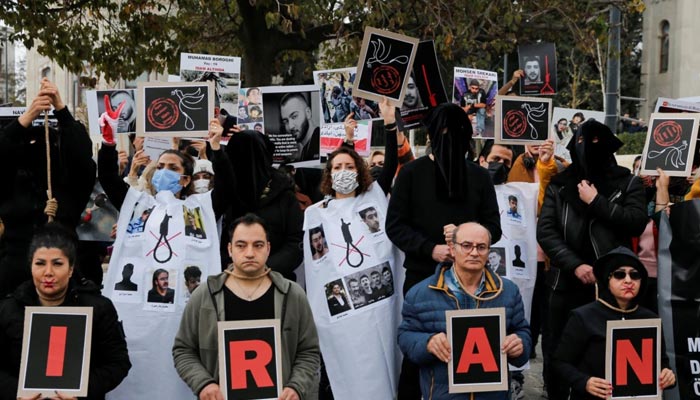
[495, 95, 552, 145]
[642, 114, 700, 177]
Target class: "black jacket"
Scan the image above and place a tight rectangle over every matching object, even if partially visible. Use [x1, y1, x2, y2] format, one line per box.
[0, 109, 95, 295]
[386, 157, 501, 282]
[537, 166, 648, 292]
[0, 279, 131, 400]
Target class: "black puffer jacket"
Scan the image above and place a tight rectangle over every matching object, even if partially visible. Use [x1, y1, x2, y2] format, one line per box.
[537, 166, 648, 292]
[0, 279, 131, 400]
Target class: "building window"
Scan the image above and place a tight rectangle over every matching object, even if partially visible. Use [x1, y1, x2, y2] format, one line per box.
[659, 20, 670, 73]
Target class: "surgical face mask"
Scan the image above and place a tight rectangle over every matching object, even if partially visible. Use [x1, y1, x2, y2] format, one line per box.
[193, 179, 211, 194]
[331, 169, 359, 195]
[152, 168, 183, 194]
[487, 161, 510, 185]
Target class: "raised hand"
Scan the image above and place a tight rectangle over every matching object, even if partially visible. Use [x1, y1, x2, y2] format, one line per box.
[99, 94, 126, 145]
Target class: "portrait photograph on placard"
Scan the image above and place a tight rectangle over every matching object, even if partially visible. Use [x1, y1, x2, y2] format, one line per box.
[17, 307, 93, 398]
[217, 320, 282, 400]
[353, 27, 419, 106]
[136, 81, 215, 137]
[179, 53, 241, 118]
[640, 113, 700, 177]
[261, 85, 321, 166]
[605, 319, 661, 400]
[86, 89, 137, 137]
[518, 42, 557, 96]
[446, 308, 508, 394]
[453, 68, 499, 139]
[400, 40, 447, 129]
[495, 95, 552, 145]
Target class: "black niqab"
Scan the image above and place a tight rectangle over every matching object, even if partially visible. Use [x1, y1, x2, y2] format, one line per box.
[225, 130, 274, 210]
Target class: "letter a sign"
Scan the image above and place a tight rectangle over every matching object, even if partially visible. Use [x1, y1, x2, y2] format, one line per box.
[17, 307, 93, 398]
[218, 319, 282, 400]
[447, 308, 508, 393]
[605, 318, 662, 399]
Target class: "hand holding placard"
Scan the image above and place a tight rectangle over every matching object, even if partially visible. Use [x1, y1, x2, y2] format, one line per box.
[427, 332, 451, 362]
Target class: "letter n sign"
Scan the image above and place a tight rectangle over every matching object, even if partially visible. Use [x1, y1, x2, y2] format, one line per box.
[605, 318, 662, 400]
[446, 308, 508, 393]
[218, 319, 282, 400]
[17, 307, 93, 398]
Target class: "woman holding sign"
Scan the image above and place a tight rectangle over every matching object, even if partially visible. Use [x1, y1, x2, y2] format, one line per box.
[303, 98, 404, 400]
[0, 223, 130, 400]
[553, 247, 675, 399]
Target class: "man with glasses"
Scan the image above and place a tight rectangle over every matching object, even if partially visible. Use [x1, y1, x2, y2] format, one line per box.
[398, 222, 531, 399]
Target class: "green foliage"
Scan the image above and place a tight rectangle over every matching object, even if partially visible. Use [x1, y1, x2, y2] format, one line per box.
[617, 131, 648, 155]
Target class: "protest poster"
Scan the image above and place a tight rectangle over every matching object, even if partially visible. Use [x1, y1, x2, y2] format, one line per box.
[237, 86, 265, 134]
[303, 182, 405, 400]
[654, 97, 700, 114]
[400, 40, 447, 129]
[136, 81, 215, 137]
[17, 307, 93, 398]
[657, 200, 700, 400]
[217, 320, 282, 400]
[313, 67, 376, 156]
[86, 89, 137, 137]
[518, 42, 557, 96]
[495, 95, 552, 145]
[353, 27, 419, 106]
[142, 136, 172, 162]
[103, 188, 220, 399]
[640, 113, 700, 177]
[551, 107, 605, 162]
[76, 180, 119, 242]
[261, 85, 321, 166]
[446, 308, 508, 393]
[179, 53, 241, 119]
[453, 68, 499, 139]
[605, 319, 662, 400]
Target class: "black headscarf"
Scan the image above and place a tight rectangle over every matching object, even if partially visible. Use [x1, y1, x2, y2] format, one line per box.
[225, 130, 275, 209]
[566, 119, 622, 184]
[422, 103, 473, 200]
[594, 246, 648, 311]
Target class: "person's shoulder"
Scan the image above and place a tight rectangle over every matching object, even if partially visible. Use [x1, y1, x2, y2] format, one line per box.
[465, 161, 491, 181]
[400, 155, 430, 172]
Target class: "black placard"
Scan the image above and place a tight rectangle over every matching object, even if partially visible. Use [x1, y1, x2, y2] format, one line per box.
[641, 113, 700, 177]
[400, 40, 448, 129]
[518, 42, 557, 96]
[137, 81, 214, 137]
[606, 319, 661, 400]
[495, 95, 552, 145]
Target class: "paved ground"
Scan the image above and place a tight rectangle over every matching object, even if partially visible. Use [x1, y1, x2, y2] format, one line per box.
[522, 342, 547, 399]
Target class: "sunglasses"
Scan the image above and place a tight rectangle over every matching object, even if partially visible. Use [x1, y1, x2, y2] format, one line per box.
[610, 270, 642, 281]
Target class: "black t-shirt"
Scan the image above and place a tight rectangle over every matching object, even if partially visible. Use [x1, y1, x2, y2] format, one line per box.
[224, 284, 275, 321]
[461, 89, 487, 115]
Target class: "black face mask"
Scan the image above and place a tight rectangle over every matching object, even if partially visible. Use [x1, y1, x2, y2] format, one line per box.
[487, 161, 510, 185]
[370, 165, 383, 181]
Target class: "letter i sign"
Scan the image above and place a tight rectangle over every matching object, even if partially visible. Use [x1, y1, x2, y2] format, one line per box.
[606, 319, 661, 399]
[447, 308, 508, 393]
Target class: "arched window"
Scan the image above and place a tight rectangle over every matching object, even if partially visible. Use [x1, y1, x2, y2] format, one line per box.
[659, 20, 670, 73]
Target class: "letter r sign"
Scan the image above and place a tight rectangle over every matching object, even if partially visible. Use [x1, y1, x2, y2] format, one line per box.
[605, 318, 662, 400]
[446, 308, 508, 394]
[218, 320, 282, 400]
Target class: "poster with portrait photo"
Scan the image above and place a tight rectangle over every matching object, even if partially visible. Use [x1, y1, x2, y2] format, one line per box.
[86, 89, 137, 138]
[518, 42, 557, 96]
[342, 262, 394, 311]
[358, 205, 383, 234]
[453, 68, 498, 139]
[486, 247, 506, 277]
[323, 278, 353, 318]
[124, 203, 155, 238]
[76, 180, 119, 242]
[182, 264, 203, 303]
[143, 268, 177, 312]
[507, 240, 529, 280]
[180, 53, 241, 118]
[353, 27, 419, 106]
[502, 193, 524, 226]
[112, 258, 144, 304]
[400, 40, 448, 129]
[640, 113, 700, 177]
[136, 81, 215, 137]
[237, 87, 265, 134]
[551, 107, 605, 163]
[183, 206, 207, 240]
[495, 95, 552, 145]
[261, 85, 321, 166]
[17, 307, 93, 398]
[308, 224, 330, 262]
[313, 67, 376, 156]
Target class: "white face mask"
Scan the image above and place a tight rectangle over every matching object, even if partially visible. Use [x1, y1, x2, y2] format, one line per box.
[193, 179, 211, 194]
[331, 169, 359, 195]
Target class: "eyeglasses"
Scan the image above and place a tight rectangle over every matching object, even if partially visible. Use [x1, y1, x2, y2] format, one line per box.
[455, 242, 489, 255]
[610, 270, 642, 281]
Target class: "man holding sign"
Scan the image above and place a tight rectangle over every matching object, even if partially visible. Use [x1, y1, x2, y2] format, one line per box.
[173, 214, 319, 400]
[398, 222, 530, 399]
